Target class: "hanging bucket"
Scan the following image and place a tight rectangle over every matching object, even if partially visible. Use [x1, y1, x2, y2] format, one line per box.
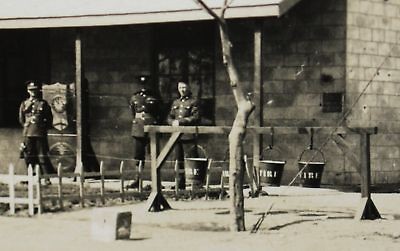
[260, 147, 286, 187]
[184, 145, 208, 187]
[298, 148, 325, 188]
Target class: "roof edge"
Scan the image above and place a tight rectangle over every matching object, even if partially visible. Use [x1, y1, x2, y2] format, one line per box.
[0, 5, 280, 29]
[279, 0, 302, 16]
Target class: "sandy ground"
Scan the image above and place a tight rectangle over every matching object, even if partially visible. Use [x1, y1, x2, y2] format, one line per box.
[1, 185, 399, 251]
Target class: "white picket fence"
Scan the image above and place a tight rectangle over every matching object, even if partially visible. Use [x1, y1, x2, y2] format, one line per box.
[0, 164, 39, 216]
[0, 161, 143, 216]
[0, 157, 255, 216]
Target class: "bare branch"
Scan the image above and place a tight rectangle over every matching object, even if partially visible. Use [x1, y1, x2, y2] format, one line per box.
[193, 0, 224, 25]
[220, 0, 231, 18]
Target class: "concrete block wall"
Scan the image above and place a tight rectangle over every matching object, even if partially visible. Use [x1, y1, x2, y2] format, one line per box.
[212, 1, 351, 186]
[263, 0, 346, 126]
[346, 0, 400, 185]
[46, 0, 400, 187]
[259, 0, 349, 185]
[50, 26, 152, 170]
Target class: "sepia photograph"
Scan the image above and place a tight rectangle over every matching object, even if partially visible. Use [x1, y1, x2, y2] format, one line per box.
[0, 0, 399, 250]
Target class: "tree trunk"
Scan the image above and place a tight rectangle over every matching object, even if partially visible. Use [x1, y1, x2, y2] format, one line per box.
[194, 0, 255, 231]
[229, 100, 254, 231]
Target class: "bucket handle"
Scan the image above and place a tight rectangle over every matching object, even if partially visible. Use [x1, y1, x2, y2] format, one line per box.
[298, 148, 326, 163]
[269, 127, 274, 149]
[185, 144, 207, 159]
[298, 127, 326, 163]
[260, 127, 284, 161]
[260, 147, 283, 161]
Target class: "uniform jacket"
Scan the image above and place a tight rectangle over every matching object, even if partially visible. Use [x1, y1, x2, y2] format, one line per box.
[130, 88, 158, 137]
[19, 97, 53, 137]
[167, 94, 199, 126]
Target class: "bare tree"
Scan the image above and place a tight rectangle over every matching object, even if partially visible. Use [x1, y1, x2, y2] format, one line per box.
[194, 0, 255, 231]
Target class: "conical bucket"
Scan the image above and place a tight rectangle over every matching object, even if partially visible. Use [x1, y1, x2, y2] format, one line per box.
[184, 145, 208, 187]
[260, 148, 286, 187]
[298, 149, 325, 188]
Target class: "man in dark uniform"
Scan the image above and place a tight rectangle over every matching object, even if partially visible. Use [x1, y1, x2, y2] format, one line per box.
[19, 81, 55, 184]
[127, 76, 159, 188]
[167, 81, 200, 189]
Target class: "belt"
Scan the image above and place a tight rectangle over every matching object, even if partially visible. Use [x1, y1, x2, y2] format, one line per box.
[135, 112, 145, 119]
[135, 112, 154, 120]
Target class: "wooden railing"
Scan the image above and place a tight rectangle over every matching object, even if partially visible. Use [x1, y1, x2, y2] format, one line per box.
[144, 125, 380, 219]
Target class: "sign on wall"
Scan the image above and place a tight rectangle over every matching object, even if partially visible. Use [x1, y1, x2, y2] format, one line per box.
[43, 83, 76, 172]
[42, 82, 75, 131]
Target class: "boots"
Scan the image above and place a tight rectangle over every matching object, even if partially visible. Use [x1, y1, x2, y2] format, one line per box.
[126, 179, 139, 189]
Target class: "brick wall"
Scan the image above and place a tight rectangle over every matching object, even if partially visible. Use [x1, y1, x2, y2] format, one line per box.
[346, 0, 400, 184]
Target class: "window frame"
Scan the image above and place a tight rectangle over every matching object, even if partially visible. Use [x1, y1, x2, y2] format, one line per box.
[153, 22, 216, 125]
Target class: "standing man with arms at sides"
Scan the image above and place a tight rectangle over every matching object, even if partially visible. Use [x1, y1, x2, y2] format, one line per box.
[168, 81, 200, 190]
[19, 81, 55, 185]
[127, 75, 159, 189]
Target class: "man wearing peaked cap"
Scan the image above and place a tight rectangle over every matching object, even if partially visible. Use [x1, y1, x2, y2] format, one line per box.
[19, 81, 55, 184]
[126, 75, 159, 189]
[167, 81, 200, 190]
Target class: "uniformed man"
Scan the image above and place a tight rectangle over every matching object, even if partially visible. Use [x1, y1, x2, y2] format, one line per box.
[127, 76, 159, 189]
[19, 81, 55, 184]
[167, 81, 200, 189]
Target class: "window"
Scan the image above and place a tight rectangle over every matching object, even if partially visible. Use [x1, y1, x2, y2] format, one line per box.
[155, 23, 215, 124]
[322, 92, 343, 113]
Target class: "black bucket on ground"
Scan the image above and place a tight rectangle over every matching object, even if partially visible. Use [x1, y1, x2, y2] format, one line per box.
[259, 147, 286, 187]
[185, 145, 208, 187]
[298, 148, 325, 188]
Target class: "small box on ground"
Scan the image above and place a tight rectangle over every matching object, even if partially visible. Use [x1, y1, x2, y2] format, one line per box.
[91, 208, 132, 241]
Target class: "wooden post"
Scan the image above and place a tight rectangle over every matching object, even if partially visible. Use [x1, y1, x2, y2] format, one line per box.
[75, 28, 83, 173]
[119, 161, 125, 203]
[204, 159, 212, 200]
[355, 132, 381, 220]
[138, 160, 143, 193]
[360, 133, 371, 198]
[220, 165, 228, 200]
[252, 20, 264, 194]
[8, 164, 15, 215]
[57, 163, 64, 210]
[146, 131, 172, 212]
[100, 161, 105, 205]
[244, 155, 255, 196]
[151, 132, 160, 194]
[35, 165, 42, 215]
[28, 165, 34, 216]
[78, 162, 85, 208]
[174, 160, 179, 199]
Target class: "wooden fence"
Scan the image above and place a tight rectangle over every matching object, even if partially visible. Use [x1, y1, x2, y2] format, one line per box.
[0, 157, 245, 216]
[0, 164, 38, 216]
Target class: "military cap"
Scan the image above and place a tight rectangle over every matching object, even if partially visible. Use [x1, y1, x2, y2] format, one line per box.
[26, 81, 40, 90]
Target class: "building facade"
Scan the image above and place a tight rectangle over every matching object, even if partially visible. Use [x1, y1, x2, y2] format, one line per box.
[0, 0, 399, 187]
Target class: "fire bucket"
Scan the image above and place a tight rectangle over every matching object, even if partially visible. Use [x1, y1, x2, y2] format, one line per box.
[185, 145, 208, 187]
[298, 148, 325, 188]
[260, 147, 286, 187]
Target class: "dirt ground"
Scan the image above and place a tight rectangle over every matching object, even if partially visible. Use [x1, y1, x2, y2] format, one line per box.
[1, 185, 400, 251]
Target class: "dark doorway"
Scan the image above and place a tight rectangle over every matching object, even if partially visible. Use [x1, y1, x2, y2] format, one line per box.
[0, 29, 50, 127]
